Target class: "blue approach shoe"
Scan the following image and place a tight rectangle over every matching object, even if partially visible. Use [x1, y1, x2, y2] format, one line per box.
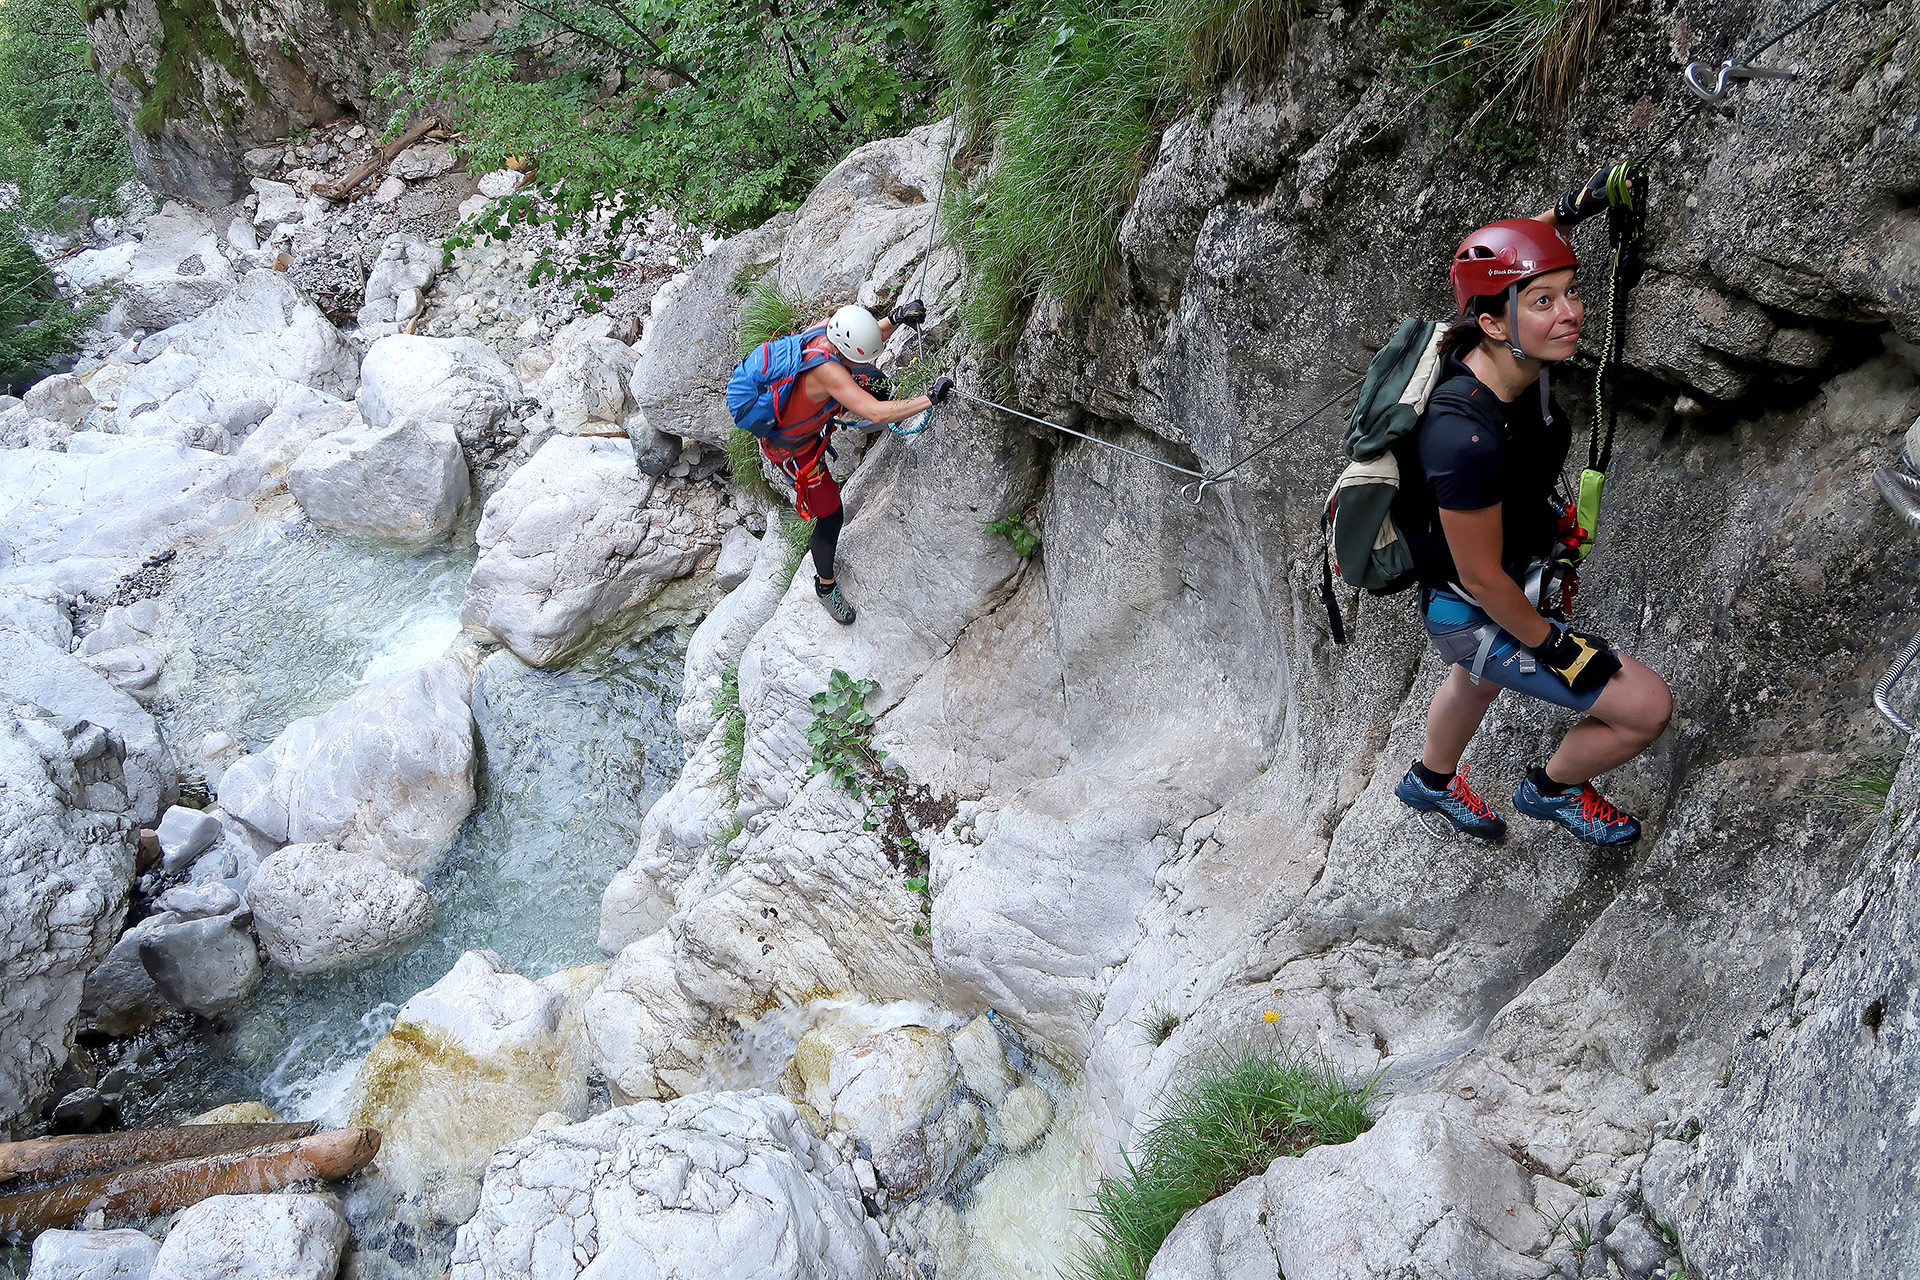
[1395, 765, 1508, 840]
[1514, 776, 1642, 845]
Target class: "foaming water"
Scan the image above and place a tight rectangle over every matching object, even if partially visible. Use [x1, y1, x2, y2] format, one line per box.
[947, 1091, 1098, 1280]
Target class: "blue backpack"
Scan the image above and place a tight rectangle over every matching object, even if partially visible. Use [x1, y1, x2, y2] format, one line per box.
[726, 326, 839, 442]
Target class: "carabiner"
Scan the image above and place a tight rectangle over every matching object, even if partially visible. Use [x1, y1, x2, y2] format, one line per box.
[1682, 56, 1796, 102]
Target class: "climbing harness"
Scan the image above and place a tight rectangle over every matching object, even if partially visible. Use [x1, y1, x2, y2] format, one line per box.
[946, 386, 1212, 482]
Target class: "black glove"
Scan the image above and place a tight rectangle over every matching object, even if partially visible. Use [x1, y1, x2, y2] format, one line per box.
[889, 299, 927, 328]
[1554, 164, 1616, 226]
[1528, 624, 1621, 695]
[929, 376, 955, 405]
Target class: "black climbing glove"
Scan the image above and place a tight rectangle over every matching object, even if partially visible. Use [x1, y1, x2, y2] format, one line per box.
[928, 376, 955, 405]
[889, 299, 927, 328]
[1554, 164, 1616, 227]
[1528, 624, 1622, 696]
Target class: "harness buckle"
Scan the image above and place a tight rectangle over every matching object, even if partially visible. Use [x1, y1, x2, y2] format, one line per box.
[1682, 56, 1797, 102]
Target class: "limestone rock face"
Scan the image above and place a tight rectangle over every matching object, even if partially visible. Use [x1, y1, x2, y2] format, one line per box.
[448, 1091, 883, 1280]
[827, 1026, 958, 1154]
[287, 416, 470, 541]
[459, 436, 721, 667]
[0, 629, 174, 826]
[148, 1193, 348, 1280]
[246, 842, 435, 974]
[217, 658, 476, 876]
[0, 698, 137, 1132]
[136, 909, 261, 1016]
[357, 334, 522, 444]
[529, 336, 637, 430]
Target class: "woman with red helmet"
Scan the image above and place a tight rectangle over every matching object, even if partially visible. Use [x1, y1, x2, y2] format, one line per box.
[1390, 182, 1673, 847]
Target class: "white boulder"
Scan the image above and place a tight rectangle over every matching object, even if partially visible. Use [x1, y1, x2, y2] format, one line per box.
[148, 1193, 348, 1280]
[118, 203, 238, 330]
[357, 334, 520, 442]
[448, 1092, 883, 1280]
[357, 234, 439, 328]
[585, 932, 708, 1103]
[50, 240, 140, 294]
[0, 698, 137, 1131]
[238, 397, 357, 479]
[22, 375, 96, 427]
[156, 804, 222, 871]
[530, 336, 636, 429]
[390, 142, 457, 181]
[216, 657, 476, 875]
[246, 842, 434, 973]
[0, 586, 73, 649]
[136, 908, 260, 1016]
[250, 178, 305, 231]
[26, 1227, 159, 1280]
[287, 416, 470, 540]
[475, 169, 524, 199]
[712, 524, 759, 592]
[459, 436, 721, 667]
[828, 1025, 958, 1154]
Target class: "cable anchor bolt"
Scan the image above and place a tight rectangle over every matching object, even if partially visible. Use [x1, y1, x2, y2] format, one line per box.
[1682, 57, 1797, 102]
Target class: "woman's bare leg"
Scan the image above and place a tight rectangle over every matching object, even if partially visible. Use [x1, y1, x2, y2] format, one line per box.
[1543, 654, 1673, 783]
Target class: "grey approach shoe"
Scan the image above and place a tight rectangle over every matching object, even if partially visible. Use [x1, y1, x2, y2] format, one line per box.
[815, 580, 856, 625]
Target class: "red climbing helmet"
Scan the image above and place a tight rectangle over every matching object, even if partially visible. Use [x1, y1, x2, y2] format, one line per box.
[1450, 219, 1579, 314]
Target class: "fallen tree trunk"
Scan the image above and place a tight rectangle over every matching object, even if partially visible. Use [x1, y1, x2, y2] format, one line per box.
[0, 1128, 380, 1236]
[315, 116, 443, 201]
[0, 1122, 320, 1188]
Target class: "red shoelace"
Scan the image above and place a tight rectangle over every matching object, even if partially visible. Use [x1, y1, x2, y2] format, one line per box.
[1447, 766, 1496, 819]
[1576, 783, 1629, 825]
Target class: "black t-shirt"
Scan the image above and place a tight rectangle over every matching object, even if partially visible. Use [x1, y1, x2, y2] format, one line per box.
[1391, 353, 1571, 591]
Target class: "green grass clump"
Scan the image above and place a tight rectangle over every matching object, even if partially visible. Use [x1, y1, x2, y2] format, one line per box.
[738, 278, 814, 356]
[711, 660, 747, 873]
[1136, 1003, 1181, 1046]
[725, 428, 773, 504]
[1813, 755, 1899, 812]
[939, 0, 1296, 359]
[1068, 1036, 1379, 1280]
[779, 511, 815, 581]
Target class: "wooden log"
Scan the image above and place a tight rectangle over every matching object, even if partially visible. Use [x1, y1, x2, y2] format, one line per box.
[0, 1128, 380, 1236]
[314, 115, 443, 201]
[0, 1122, 320, 1188]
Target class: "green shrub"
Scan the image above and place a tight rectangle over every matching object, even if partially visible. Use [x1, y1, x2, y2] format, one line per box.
[1069, 1032, 1379, 1280]
[0, 0, 135, 389]
[1375, 0, 1615, 138]
[985, 511, 1040, 558]
[383, 0, 940, 303]
[725, 427, 773, 504]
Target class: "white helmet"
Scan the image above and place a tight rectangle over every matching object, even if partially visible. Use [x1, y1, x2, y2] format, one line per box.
[825, 305, 883, 363]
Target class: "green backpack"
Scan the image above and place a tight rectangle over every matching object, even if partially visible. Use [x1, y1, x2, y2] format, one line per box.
[1320, 317, 1453, 644]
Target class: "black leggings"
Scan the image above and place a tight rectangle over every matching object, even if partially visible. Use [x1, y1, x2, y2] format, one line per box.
[811, 508, 844, 581]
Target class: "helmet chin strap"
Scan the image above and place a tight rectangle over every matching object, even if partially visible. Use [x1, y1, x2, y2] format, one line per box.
[1502, 281, 1554, 428]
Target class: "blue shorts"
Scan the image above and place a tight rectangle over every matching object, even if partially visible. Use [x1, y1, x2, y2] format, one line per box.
[1420, 587, 1605, 714]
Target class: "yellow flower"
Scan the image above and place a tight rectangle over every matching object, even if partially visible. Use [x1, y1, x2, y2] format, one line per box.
[1462, 37, 1473, 47]
[1263, 1010, 1280, 1023]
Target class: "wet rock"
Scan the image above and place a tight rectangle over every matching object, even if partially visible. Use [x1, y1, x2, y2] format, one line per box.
[448, 1091, 882, 1280]
[137, 909, 260, 1017]
[81, 911, 180, 1037]
[357, 334, 521, 446]
[584, 933, 708, 1103]
[216, 657, 475, 876]
[148, 1193, 347, 1280]
[989, 1083, 1051, 1153]
[118, 204, 237, 330]
[828, 1026, 957, 1154]
[156, 805, 222, 872]
[872, 1101, 983, 1197]
[52, 1088, 106, 1128]
[460, 435, 721, 667]
[949, 1015, 1014, 1106]
[188, 1101, 281, 1125]
[237, 398, 358, 480]
[0, 699, 137, 1131]
[287, 416, 470, 541]
[246, 842, 433, 973]
[26, 1227, 159, 1280]
[348, 951, 596, 1191]
[0, 629, 173, 826]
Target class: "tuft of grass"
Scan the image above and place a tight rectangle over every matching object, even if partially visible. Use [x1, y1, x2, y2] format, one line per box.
[778, 510, 815, 581]
[725, 428, 772, 504]
[1067, 1035, 1379, 1280]
[738, 277, 814, 356]
[939, 0, 1298, 360]
[1377, 0, 1616, 138]
[1136, 1003, 1182, 1046]
[1813, 755, 1899, 812]
[712, 660, 747, 872]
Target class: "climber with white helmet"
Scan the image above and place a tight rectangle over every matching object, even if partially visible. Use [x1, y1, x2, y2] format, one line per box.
[758, 301, 954, 625]
[1390, 175, 1673, 847]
